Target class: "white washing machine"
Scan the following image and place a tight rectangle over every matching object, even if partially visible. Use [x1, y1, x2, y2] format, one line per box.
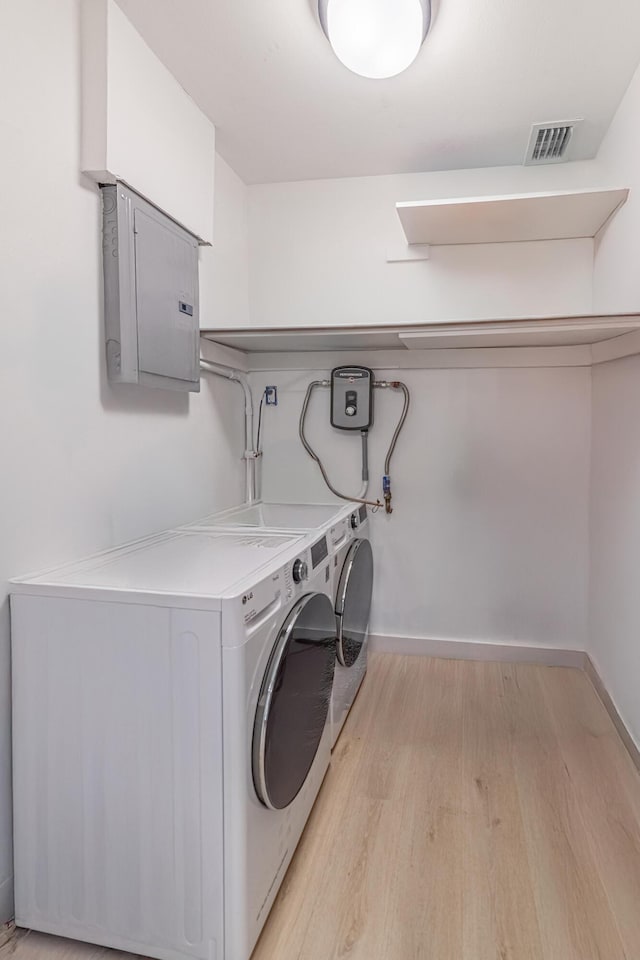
[185, 501, 374, 749]
[11, 527, 336, 960]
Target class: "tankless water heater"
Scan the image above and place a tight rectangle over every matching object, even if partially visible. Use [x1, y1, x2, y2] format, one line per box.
[330, 366, 374, 431]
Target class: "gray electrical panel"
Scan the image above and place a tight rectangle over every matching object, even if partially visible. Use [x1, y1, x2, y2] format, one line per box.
[331, 366, 374, 430]
[102, 183, 200, 392]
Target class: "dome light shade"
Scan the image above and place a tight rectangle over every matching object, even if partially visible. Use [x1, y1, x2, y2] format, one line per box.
[318, 0, 431, 79]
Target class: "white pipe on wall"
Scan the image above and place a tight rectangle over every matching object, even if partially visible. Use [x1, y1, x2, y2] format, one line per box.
[200, 359, 259, 503]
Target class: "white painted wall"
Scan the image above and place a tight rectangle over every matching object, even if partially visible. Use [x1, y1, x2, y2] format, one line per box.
[593, 61, 640, 313]
[254, 364, 591, 651]
[248, 163, 603, 328]
[588, 59, 640, 750]
[0, 0, 248, 922]
[590, 355, 640, 749]
[81, 0, 217, 243]
[248, 164, 596, 662]
[200, 155, 250, 328]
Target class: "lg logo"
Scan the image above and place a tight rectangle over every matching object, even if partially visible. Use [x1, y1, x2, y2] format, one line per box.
[242, 591, 254, 605]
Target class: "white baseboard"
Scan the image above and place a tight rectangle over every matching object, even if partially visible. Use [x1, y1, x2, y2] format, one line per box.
[585, 655, 640, 775]
[369, 633, 587, 669]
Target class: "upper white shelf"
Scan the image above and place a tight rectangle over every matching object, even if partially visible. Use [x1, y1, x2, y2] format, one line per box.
[396, 187, 629, 246]
[202, 314, 640, 354]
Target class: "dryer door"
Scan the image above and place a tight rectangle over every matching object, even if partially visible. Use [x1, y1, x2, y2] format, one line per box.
[253, 592, 336, 810]
[336, 538, 374, 668]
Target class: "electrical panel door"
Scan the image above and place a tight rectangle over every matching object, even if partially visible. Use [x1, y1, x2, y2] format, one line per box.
[102, 184, 200, 392]
[134, 207, 199, 384]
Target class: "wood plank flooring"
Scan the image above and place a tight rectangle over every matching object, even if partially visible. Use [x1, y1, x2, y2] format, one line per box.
[254, 655, 640, 960]
[3, 654, 640, 960]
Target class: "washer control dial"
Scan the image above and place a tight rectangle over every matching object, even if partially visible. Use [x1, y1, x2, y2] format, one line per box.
[292, 558, 309, 583]
[350, 512, 360, 530]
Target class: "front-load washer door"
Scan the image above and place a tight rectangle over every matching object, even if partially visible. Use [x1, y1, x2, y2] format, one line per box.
[253, 592, 336, 810]
[336, 538, 374, 668]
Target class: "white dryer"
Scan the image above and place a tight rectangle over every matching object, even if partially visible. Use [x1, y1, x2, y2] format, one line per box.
[326, 504, 373, 746]
[11, 527, 336, 960]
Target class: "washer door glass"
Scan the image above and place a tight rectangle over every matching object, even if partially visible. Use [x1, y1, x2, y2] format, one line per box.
[336, 538, 374, 668]
[253, 592, 336, 810]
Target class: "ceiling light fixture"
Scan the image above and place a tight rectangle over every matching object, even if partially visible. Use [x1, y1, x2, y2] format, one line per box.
[318, 0, 431, 80]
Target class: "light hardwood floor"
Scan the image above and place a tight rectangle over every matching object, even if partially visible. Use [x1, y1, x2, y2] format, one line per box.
[252, 655, 640, 960]
[3, 655, 640, 960]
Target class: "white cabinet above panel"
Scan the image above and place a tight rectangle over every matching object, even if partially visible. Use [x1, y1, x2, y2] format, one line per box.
[396, 188, 629, 246]
[81, 0, 215, 244]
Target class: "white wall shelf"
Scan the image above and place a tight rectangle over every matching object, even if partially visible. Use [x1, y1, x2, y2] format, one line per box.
[396, 187, 629, 246]
[202, 314, 640, 356]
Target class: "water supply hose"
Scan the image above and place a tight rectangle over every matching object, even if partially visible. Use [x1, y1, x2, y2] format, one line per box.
[360, 430, 369, 483]
[299, 378, 411, 512]
[299, 381, 382, 509]
[374, 380, 410, 514]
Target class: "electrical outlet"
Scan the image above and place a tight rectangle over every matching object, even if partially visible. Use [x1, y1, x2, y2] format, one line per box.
[265, 386, 278, 406]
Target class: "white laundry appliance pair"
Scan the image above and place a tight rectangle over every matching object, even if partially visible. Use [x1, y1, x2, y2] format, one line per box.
[186, 499, 373, 747]
[11, 526, 339, 960]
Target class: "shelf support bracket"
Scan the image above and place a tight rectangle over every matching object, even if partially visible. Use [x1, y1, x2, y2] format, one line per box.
[386, 243, 430, 263]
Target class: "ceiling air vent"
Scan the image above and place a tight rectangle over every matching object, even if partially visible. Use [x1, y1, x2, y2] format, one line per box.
[524, 120, 582, 165]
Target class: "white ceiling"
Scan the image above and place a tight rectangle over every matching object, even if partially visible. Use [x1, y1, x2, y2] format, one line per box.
[117, 0, 640, 184]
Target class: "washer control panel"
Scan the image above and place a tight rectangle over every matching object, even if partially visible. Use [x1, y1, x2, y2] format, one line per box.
[240, 542, 332, 624]
[310, 534, 329, 569]
[292, 558, 309, 583]
[283, 549, 312, 601]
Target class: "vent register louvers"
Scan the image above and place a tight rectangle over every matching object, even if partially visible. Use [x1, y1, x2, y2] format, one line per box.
[524, 120, 582, 165]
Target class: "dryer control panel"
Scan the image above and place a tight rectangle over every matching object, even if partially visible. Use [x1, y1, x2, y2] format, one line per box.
[331, 366, 374, 431]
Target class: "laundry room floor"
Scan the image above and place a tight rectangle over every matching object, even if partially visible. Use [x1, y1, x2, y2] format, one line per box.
[3, 654, 640, 960]
[252, 654, 640, 960]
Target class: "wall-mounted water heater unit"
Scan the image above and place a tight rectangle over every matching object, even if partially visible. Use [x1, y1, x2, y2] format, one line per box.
[331, 366, 374, 431]
[300, 366, 410, 514]
[102, 183, 201, 392]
